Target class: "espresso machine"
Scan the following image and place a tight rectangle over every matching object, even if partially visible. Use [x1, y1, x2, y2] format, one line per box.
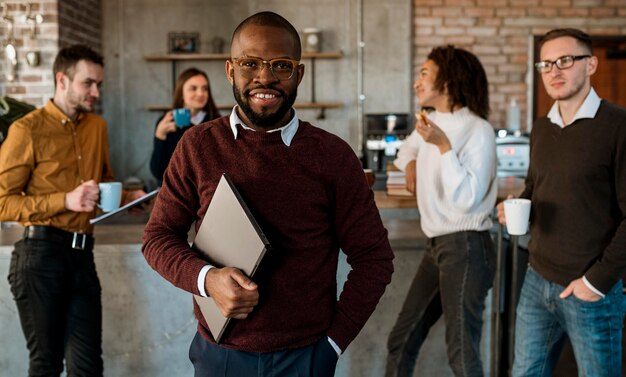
[363, 113, 410, 190]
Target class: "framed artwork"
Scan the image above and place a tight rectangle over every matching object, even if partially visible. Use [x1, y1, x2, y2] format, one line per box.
[168, 32, 200, 53]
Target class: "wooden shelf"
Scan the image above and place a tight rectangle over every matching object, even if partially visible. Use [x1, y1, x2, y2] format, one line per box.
[143, 51, 343, 61]
[145, 101, 343, 112]
[143, 51, 344, 119]
[302, 52, 343, 59]
[144, 53, 229, 61]
[293, 101, 343, 109]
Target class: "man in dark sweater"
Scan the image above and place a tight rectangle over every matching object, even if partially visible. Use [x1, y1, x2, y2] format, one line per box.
[142, 11, 394, 376]
[497, 28, 626, 377]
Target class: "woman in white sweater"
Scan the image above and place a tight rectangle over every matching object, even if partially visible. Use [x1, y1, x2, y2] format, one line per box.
[385, 46, 497, 377]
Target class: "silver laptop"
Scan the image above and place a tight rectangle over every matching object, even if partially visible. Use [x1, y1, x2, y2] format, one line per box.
[192, 174, 271, 342]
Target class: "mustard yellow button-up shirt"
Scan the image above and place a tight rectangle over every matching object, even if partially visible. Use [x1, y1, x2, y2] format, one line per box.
[0, 99, 115, 233]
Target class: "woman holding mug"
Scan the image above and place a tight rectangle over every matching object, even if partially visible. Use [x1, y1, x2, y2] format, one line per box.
[150, 67, 220, 184]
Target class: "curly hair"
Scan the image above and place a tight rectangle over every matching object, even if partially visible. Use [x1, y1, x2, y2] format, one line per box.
[427, 45, 490, 120]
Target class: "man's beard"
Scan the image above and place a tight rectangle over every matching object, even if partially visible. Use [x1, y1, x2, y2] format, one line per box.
[233, 82, 297, 129]
[74, 102, 92, 113]
[67, 87, 95, 113]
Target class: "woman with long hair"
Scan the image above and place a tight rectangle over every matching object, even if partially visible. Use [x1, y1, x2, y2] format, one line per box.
[150, 67, 220, 184]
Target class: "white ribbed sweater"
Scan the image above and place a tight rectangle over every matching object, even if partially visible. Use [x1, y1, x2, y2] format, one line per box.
[394, 107, 497, 238]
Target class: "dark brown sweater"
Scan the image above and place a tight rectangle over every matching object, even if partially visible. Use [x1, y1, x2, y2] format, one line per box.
[521, 100, 626, 294]
[142, 116, 394, 352]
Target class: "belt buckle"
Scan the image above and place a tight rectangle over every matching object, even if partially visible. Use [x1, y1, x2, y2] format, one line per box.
[71, 233, 86, 250]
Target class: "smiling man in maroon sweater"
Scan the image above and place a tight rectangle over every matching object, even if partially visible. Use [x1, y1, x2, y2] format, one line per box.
[142, 11, 394, 376]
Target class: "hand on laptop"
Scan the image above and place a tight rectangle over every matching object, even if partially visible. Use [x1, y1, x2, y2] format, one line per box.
[205, 267, 259, 319]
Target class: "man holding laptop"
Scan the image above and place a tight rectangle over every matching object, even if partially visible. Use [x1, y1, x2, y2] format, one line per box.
[142, 11, 394, 376]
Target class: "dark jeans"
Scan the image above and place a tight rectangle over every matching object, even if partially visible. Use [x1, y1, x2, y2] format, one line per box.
[7, 238, 103, 377]
[385, 230, 496, 377]
[189, 332, 339, 377]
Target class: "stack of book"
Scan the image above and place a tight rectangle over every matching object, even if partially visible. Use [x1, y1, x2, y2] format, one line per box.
[386, 170, 413, 197]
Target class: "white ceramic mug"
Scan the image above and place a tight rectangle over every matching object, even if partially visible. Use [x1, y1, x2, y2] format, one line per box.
[503, 198, 531, 235]
[98, 182, 122, 212]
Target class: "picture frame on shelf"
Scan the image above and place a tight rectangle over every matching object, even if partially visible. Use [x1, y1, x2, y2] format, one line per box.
[168, 32, 200, 54]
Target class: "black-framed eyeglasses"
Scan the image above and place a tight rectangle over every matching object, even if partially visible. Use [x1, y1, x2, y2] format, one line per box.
[230, 57, 300, 81]
[534, 55, 591, 74]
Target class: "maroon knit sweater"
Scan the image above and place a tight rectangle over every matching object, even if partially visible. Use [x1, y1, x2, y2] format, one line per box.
[142, 116, 394, 352]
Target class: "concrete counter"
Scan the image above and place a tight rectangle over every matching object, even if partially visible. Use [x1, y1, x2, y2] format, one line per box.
[0, 224, 197, 376]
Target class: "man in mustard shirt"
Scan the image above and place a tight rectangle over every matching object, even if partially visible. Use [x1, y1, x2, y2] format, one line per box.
[0, 45, 142, 376]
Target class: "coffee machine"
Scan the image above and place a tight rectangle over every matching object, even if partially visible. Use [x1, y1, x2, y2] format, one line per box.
[364, 113, 411, 190]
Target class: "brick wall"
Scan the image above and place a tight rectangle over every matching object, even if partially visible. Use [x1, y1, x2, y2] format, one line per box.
[0, 0, 101, 107]
[413, 0, 626, 130]
[0, 0, 59, 107]
[58, 0, 101, 50]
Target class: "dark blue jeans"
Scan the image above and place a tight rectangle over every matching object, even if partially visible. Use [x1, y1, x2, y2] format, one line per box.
[385, 230, 496, 377]
[7, 238, 103, 377]
[189, 332, 339, 377]
[512, 266, 624, 377]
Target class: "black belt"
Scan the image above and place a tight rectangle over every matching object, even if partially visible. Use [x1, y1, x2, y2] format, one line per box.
[23, 225, 94, 251]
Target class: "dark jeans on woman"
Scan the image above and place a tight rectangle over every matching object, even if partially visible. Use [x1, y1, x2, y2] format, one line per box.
[385, 230, 496, 377]
[189, 332, 339, 377]
[8, 237, 103, 377]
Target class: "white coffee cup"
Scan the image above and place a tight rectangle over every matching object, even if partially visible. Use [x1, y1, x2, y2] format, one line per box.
[503, 198, 531, 235]
[98, 182, 122, 212]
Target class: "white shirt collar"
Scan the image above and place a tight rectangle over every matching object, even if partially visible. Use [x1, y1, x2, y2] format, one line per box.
[191, 110, 206, 125]
[547, 88, 601, 128]
[228, 106, 299, 146]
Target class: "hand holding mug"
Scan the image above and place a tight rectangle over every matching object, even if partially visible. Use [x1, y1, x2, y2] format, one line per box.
[155, 111, 177, 140]
[503, 198, 531, 235]
[65, 180, 99, 212]
[496, 194, 514, 225]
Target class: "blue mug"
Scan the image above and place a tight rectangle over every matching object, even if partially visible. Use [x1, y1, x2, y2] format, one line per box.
[173, 108, 191, 128]
[98, 182, 122, 212]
